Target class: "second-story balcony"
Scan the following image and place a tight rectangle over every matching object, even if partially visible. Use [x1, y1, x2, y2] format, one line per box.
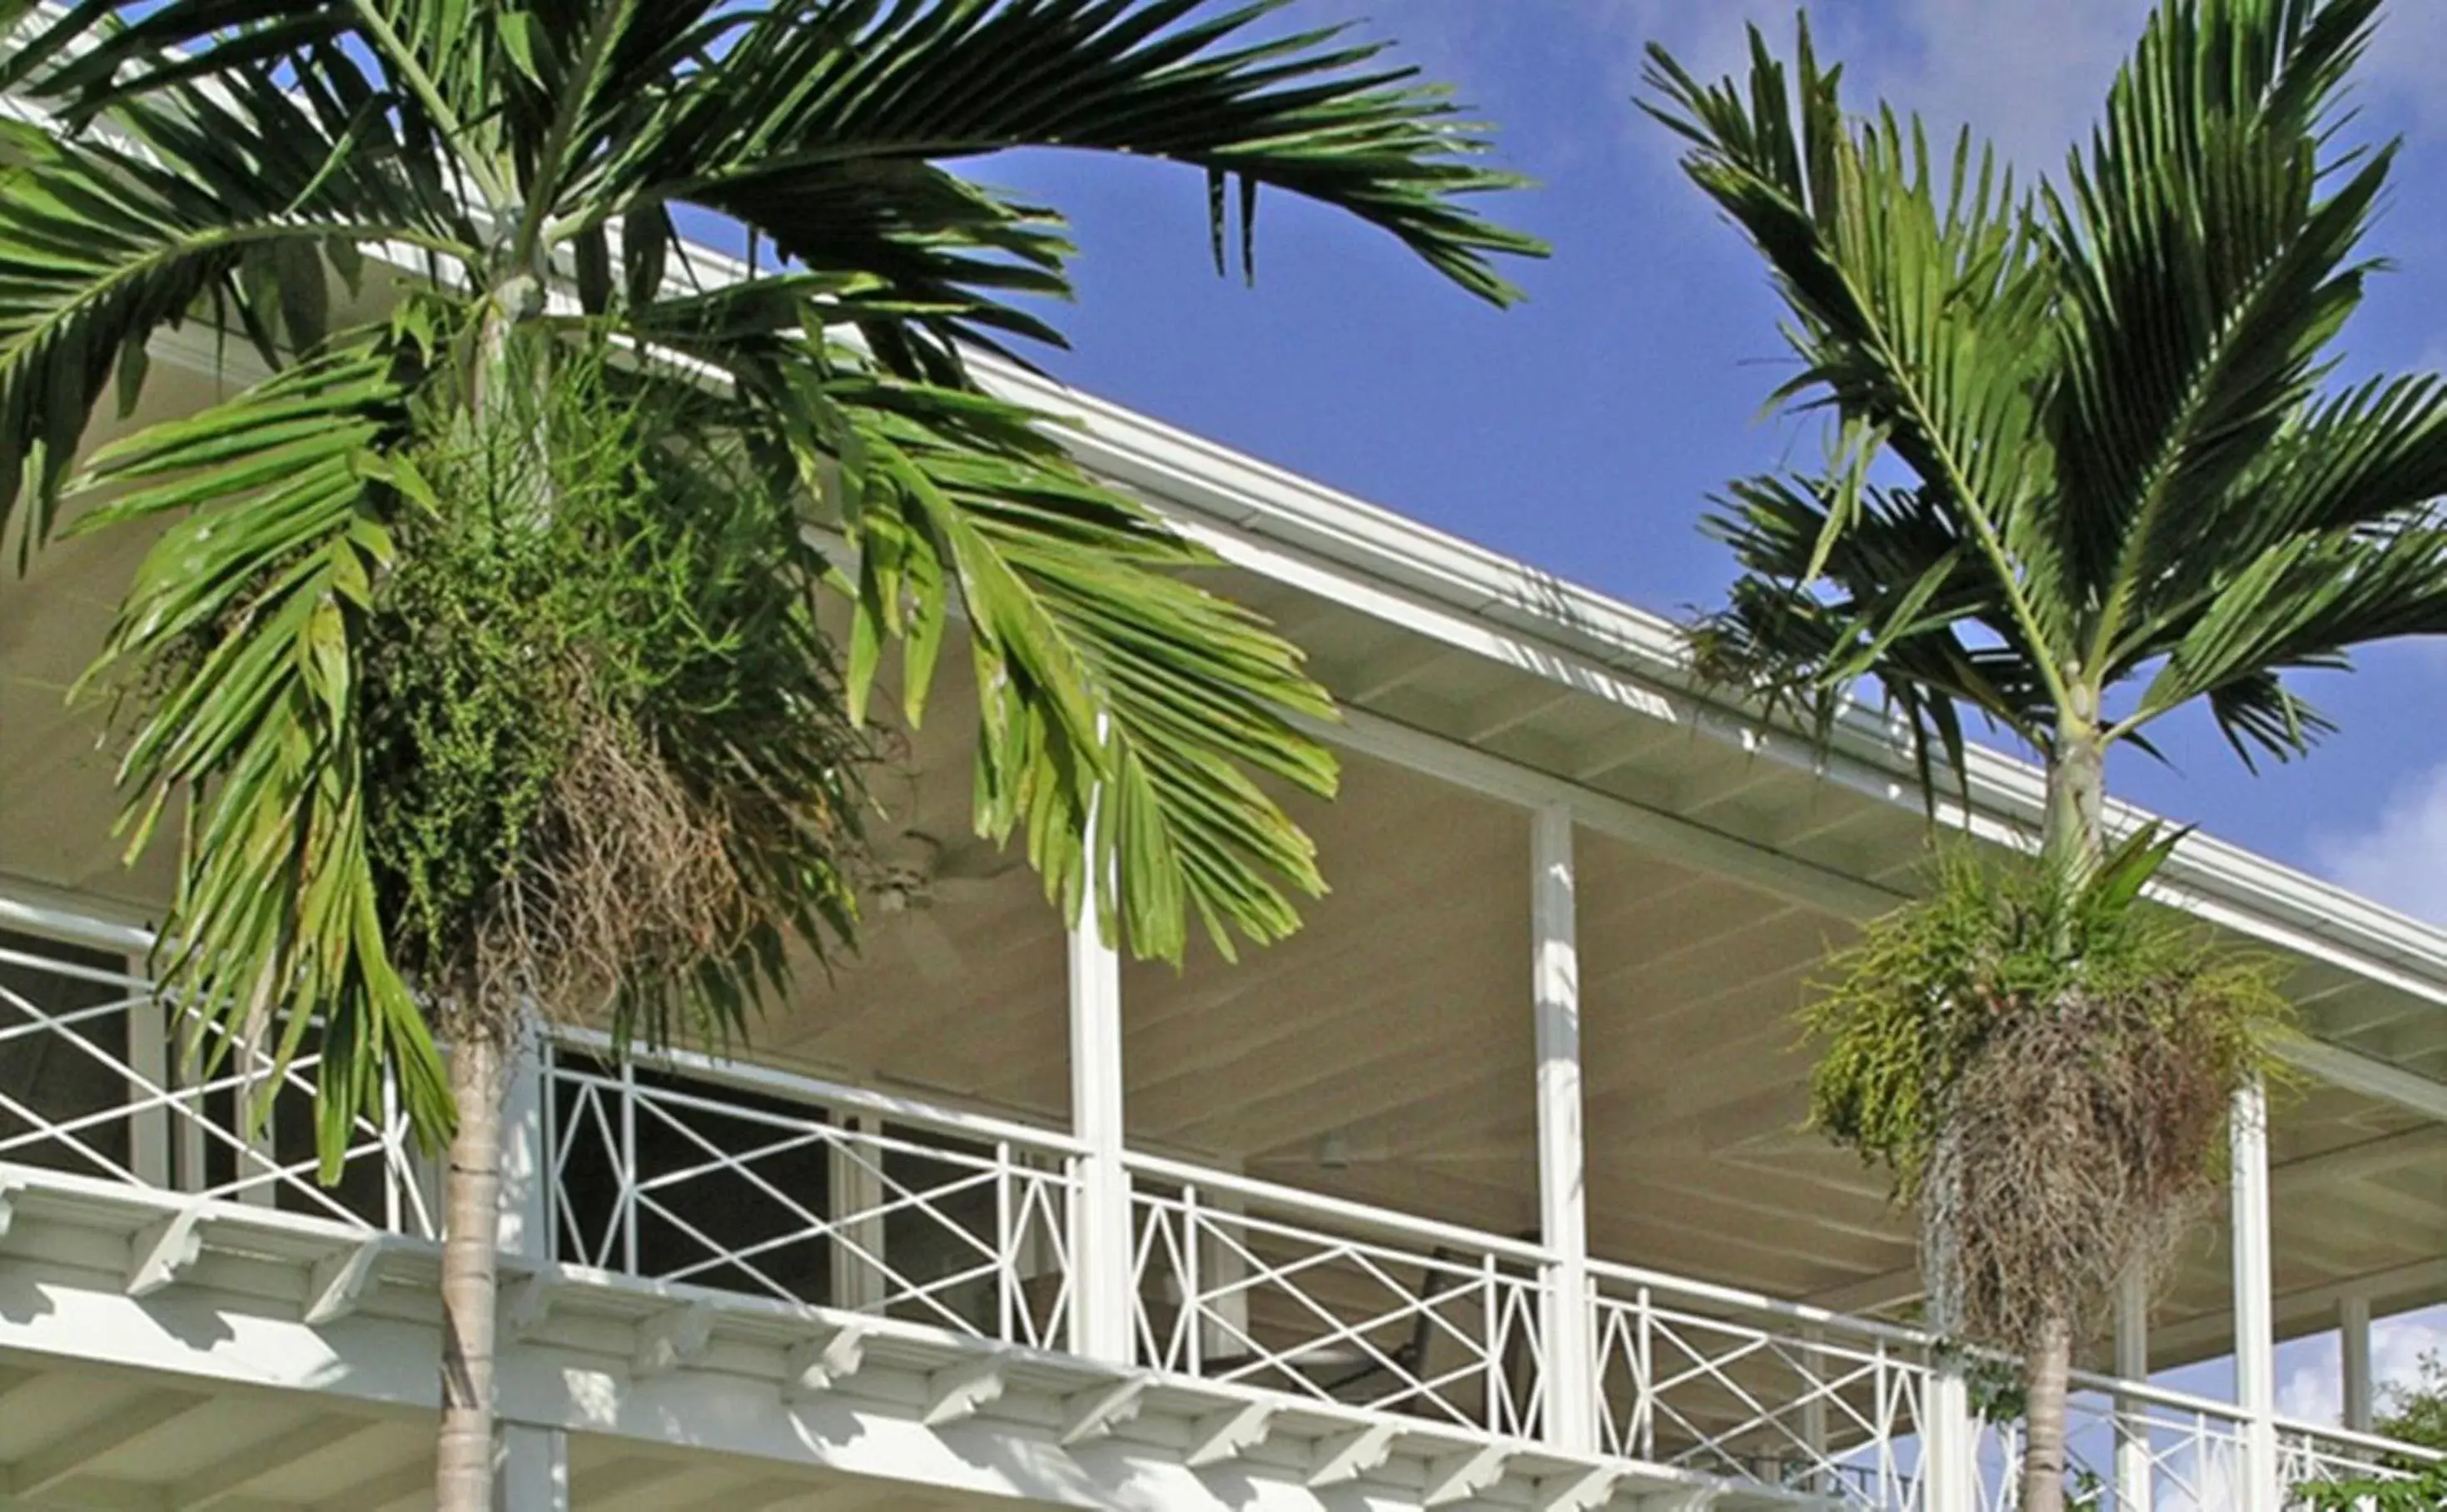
[1, 886, 2437, 1511]
[2, 351, 2442, 1510]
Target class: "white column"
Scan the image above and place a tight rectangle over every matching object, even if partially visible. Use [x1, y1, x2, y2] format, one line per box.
[1069, 848, 1133, 1366]
[496, 1039, 569, 1510]
[2232, 1078, 2279, 1512]
[2340, 1296, 2374, 1435]
[2116, 1269, 2153, 1512]
[1532, 805, 1596, 1454]
[1923, 1364, 1977, 1511]
[830, 1115, 888, 1314]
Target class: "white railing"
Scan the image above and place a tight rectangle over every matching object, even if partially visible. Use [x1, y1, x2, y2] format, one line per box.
[2276, 1417, 2444, 1506]
[1591, 1259, 1941, 1506]
[1972, 1377, 2255, 1511]
[545, 1033, 1079, 1351]
[4, 890, 2444, 1510]
[0, 906, 433, 1235]
[1127, 1152, 1548, 1437]
[1968, 1378, 2443, 1510]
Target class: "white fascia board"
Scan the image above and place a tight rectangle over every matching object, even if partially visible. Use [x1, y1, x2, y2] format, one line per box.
[965, 354, 2447, 1004]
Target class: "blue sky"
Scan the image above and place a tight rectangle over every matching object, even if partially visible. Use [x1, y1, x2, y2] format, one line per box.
[979, 0, 2447, 930]
[974, 0, 2447, 1415]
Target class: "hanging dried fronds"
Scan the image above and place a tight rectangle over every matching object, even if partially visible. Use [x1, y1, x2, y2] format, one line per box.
[1803, 833, 2293, 1350]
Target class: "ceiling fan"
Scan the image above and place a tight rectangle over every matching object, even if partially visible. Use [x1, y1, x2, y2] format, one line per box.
[862, 828, 1022, 984]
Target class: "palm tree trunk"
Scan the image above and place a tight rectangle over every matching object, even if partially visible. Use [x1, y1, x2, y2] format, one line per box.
[436, 1027, 508, 1512]
[2020, 1311, 2076, 1512]
[2021, 696, 2105, 1512]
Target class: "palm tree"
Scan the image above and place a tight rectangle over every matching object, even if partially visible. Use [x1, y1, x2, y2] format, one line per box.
[1644, 1, 2447, 1507]
[0, 3, 1538, 1506]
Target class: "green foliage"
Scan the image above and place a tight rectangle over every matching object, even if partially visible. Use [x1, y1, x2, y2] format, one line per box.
[2383, 1352, 2447, 1453]
[1803, 827, 2293, 1350]
[2298, 1352, 2447, 1511]
[0, 0, 1541, 1164]
[1650, 0, 2447, 797]
[1804, 829, 2290, 1203]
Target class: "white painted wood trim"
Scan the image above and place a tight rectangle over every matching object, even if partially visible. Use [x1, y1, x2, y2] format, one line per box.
[1533, 806, 1595, 1455]
[2232, 1079, 2279, 1512]
[1068, 794, 1131, 1365]
[2340, 1294, 2374, 1435]
[2116, 1269, 2153, 1512]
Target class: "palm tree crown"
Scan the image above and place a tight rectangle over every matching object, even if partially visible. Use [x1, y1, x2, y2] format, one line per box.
[0, 0, 1541, 1153]
[1649, 0, 2447, 849]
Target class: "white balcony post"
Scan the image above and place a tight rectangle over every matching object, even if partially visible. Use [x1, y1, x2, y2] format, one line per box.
[1069, 811, 1133, 1366]
[496, 1037, 569, 1510]
[829, 1114, 888, 1314]
[2232, 1078, 2279, 1512]
[1532, 805, 1596, 1454]
[2115, 1268, 2153, 1512]
[1923, 1362, 1976, 1512]
[2340, 1295, 2374, 1435]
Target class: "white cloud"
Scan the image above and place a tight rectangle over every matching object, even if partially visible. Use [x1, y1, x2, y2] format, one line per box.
[2315, 762, 2447, 925]
[2275, 1306, 2447, 1428]
[1603, 0, 2440, 175]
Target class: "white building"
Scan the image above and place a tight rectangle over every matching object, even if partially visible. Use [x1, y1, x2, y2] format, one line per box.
[2, 322, 2442, 1510]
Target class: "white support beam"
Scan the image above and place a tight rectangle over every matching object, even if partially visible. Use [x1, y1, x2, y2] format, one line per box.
[1533, 805, 1597, 1455]
[1306, 1422, 1397, 1487]
[2151, 1256, 2447, 1358]
[2233, 1080, 2279, 1512]
[2273, 1038, 2447, 1122]
[1186, 1401, 1275, 1468]
[1068, 783, 1133, 1367]
[829, 1115, 888, 1314]
[2341, 1295, 2375, 1435]
[1922, 1365, 1975, 1512]
[497, 1428, 570, 1512]
[2116, 1270, 2152, 1512]
[1325, 705, 2447, 1119]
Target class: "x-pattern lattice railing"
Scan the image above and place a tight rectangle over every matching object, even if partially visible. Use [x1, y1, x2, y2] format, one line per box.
[0, 931, 431, 1234]
[1129, 1169, 1546, 1437]
[1591, 1266, 1932, 1507]
[1967, 1379, 2441, 1510]
[545, 1043, 1077, 1350]
[2276, 1417, 2444, 1499]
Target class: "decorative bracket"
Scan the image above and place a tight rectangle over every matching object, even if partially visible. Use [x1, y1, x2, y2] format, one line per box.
[126, 1206, 206, 1297]
[922, 1354, 1007, 1427]
[1308, 1421, 1399, 1487]
[632, 1300, 717, 1379]
[1425, 1445, 1511, 1505]
[1059, 1374, 1150, 1446]
[304, 1234, 391, 1325]
[1186, 1401, 1276, 1469]
[783, 1320, 874, 1401]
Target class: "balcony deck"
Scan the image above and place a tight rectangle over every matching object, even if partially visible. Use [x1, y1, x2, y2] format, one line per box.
[0, 902, 2435, 1511]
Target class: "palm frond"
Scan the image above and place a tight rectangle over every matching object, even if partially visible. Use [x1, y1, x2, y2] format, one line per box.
[1644, 20, 2072, 742]
[2050, 0, 2390, 672]
[71, 337, 452, 1170]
